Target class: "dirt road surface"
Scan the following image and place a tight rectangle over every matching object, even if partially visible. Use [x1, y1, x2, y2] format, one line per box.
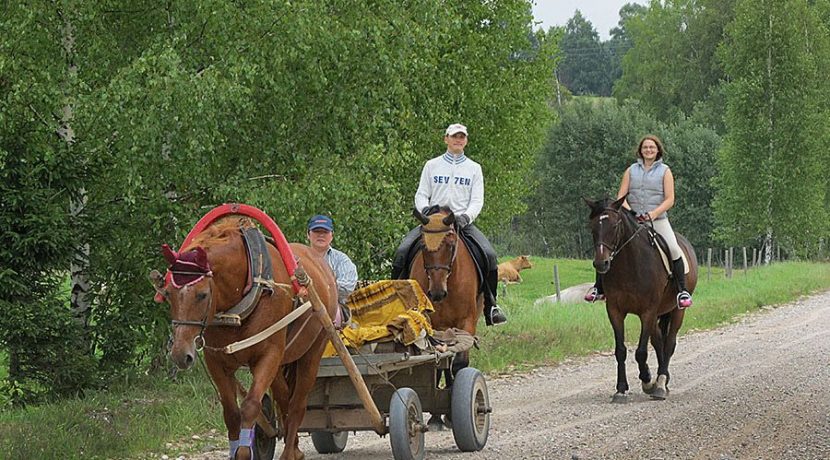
[185, 290, 830, 460]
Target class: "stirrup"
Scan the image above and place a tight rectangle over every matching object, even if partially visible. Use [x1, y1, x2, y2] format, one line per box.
[485, 305, 507, 326]
[677, 291, 693, 310]
[584, 287, 605, 303]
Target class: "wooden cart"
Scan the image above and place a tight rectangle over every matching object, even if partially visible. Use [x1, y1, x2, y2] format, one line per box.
[300, 347, 491, 460]
[248, 280, 490, 460]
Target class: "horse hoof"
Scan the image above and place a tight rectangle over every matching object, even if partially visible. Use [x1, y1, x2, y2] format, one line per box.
[442, 414, 453, 430]
[611, 392, 629, 403]
[642, 380, 656, 394]
[649, 388, 667, 400]
[650, 375, 668, 400]
[427, 415, 445, 431]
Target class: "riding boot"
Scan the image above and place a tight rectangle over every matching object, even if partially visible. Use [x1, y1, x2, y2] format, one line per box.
[584, 272, 605, 302]
[484, 268, 507, 326]
[672, 258, 693, 309]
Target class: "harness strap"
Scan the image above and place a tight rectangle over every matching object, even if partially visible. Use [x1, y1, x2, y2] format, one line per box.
[220, 301, 313, 354]
[212, 228, 274, 326]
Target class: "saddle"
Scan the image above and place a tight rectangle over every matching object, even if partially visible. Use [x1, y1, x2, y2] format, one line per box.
[643, 224, 688, 276]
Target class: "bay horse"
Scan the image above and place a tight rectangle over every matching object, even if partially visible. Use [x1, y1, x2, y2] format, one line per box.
[585, 196, 698, 402]
[150, 217, 337, 460]
[409, 206, 483, 376]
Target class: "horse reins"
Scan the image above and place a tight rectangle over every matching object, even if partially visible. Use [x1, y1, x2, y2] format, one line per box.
[598, 208, 648, 262]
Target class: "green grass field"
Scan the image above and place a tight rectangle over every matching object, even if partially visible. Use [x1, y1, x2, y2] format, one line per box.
[1, 258, 829, 459]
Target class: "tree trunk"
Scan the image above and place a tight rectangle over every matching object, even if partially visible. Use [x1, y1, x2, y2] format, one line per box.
[59, 8, 91, 329]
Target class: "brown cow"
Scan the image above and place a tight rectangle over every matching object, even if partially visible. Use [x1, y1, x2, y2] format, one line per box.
[497, 255, 533, 283]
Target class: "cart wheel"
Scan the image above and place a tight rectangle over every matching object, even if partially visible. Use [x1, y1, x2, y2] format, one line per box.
[389, 387, 425, 460]
[253, 393, 277, 460]
[311, 431, 349, 454]
[451, 367, 490, 452]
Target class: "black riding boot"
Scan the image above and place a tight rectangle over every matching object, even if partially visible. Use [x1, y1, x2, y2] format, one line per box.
[672, 258, 693, 309]
[484, 268, 507, 326]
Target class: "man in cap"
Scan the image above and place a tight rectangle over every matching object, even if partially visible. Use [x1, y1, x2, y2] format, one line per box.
[307, 214, 358, 326]
[391, 123, 507, 326]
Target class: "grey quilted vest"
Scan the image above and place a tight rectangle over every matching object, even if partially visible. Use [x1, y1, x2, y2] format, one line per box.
[628, 159, 669, 219]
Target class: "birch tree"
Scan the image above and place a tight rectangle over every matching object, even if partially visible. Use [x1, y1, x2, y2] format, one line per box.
[713, 0, 829, 261]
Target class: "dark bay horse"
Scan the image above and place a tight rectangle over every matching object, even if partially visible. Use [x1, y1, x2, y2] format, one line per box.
[585, 197, 698, 402]
[151, 217, 337, 460]
[409, 207, 484, 375]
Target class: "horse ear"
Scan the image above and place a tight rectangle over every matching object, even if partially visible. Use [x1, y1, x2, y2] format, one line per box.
[413, 208, 429, 225]
[611, 195, 627, 210]
[161, 244, 178, 265]
[194, 246, 209, 270]
[582, 196, 596, 208]
[442, 213, 455, 227]
[583, 196, 600, 213]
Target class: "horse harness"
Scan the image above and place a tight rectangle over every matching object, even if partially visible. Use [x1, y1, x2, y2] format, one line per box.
[596, 207, 665, 263]
[168, 227, 307, 353]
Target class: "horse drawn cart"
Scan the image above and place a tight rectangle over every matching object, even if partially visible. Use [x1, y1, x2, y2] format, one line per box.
[155, 204, 491, 460]
[300, 348, 490, 460]
[256, 279, 492, 460]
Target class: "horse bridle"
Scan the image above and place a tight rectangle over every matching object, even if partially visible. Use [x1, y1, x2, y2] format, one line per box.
[595, 208, 646, 263]
[169, 275, 215, 351]
[421, 226, 458, 275]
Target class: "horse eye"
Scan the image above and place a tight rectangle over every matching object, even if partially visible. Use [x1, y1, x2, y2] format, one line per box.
[196, 292, 208, 302]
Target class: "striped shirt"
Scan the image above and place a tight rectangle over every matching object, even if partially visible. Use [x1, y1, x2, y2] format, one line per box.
[325, 247, 358, 305]
[414, 151, 484, 223]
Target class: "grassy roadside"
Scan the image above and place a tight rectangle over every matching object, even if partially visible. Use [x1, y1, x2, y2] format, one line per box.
[1, 259, 828, 459]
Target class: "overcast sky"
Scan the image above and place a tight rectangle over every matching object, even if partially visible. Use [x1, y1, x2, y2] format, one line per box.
[531, 0, 648, 40]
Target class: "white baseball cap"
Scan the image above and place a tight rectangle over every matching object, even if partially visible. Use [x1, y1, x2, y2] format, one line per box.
[445, 123, 468, 136]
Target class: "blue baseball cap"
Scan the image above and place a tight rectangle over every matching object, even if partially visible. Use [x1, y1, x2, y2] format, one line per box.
[308, 214, 333, 232]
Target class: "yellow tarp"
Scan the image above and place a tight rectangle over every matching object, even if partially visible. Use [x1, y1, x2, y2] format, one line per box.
[323, 280, 434, 357]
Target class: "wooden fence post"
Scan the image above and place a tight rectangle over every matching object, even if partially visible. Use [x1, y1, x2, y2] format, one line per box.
[707, 248, 712, 282]
[553, 264, 561, 303]
[743, 247, 748, 276]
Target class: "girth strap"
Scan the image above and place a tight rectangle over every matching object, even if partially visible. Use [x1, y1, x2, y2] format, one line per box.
[213, 227, 274, 326]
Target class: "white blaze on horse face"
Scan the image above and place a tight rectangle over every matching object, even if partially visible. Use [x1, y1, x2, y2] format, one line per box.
[597, 214, 609, 255]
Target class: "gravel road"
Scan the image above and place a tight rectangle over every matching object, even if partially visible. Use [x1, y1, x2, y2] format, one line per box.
[181, 289, 830, 460]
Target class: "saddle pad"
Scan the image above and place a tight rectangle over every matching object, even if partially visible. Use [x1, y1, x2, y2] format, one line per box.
[650, 229, 689, 275]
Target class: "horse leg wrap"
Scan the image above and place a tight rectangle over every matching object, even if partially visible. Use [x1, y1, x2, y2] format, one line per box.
[228, 439, 239, 460]
[238, 428, 255, 457]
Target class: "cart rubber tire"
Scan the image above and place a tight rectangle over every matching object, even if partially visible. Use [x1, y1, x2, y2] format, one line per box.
[253, 393, 277, 460]
[310, 431, 349, 454]
[389, 387, 425, 460]
[451, 367, 490, 452]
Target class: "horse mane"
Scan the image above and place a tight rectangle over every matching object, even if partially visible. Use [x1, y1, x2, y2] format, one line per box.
[184, 216, 256, 251]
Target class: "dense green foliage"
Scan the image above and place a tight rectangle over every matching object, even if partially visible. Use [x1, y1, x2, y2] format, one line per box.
[0, 1, 558, 403]
[614, 0, 736, 127]
[0, 2, 97, 402]
[556, 11, 612, 96]
[502, 99, 720, 258]
[713, 0, 830, 258]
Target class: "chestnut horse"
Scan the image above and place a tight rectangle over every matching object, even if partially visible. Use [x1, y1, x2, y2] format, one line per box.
[409, 207, 484, 376]
[151, 217, 337, 460]
[585, 197, 698, 402]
